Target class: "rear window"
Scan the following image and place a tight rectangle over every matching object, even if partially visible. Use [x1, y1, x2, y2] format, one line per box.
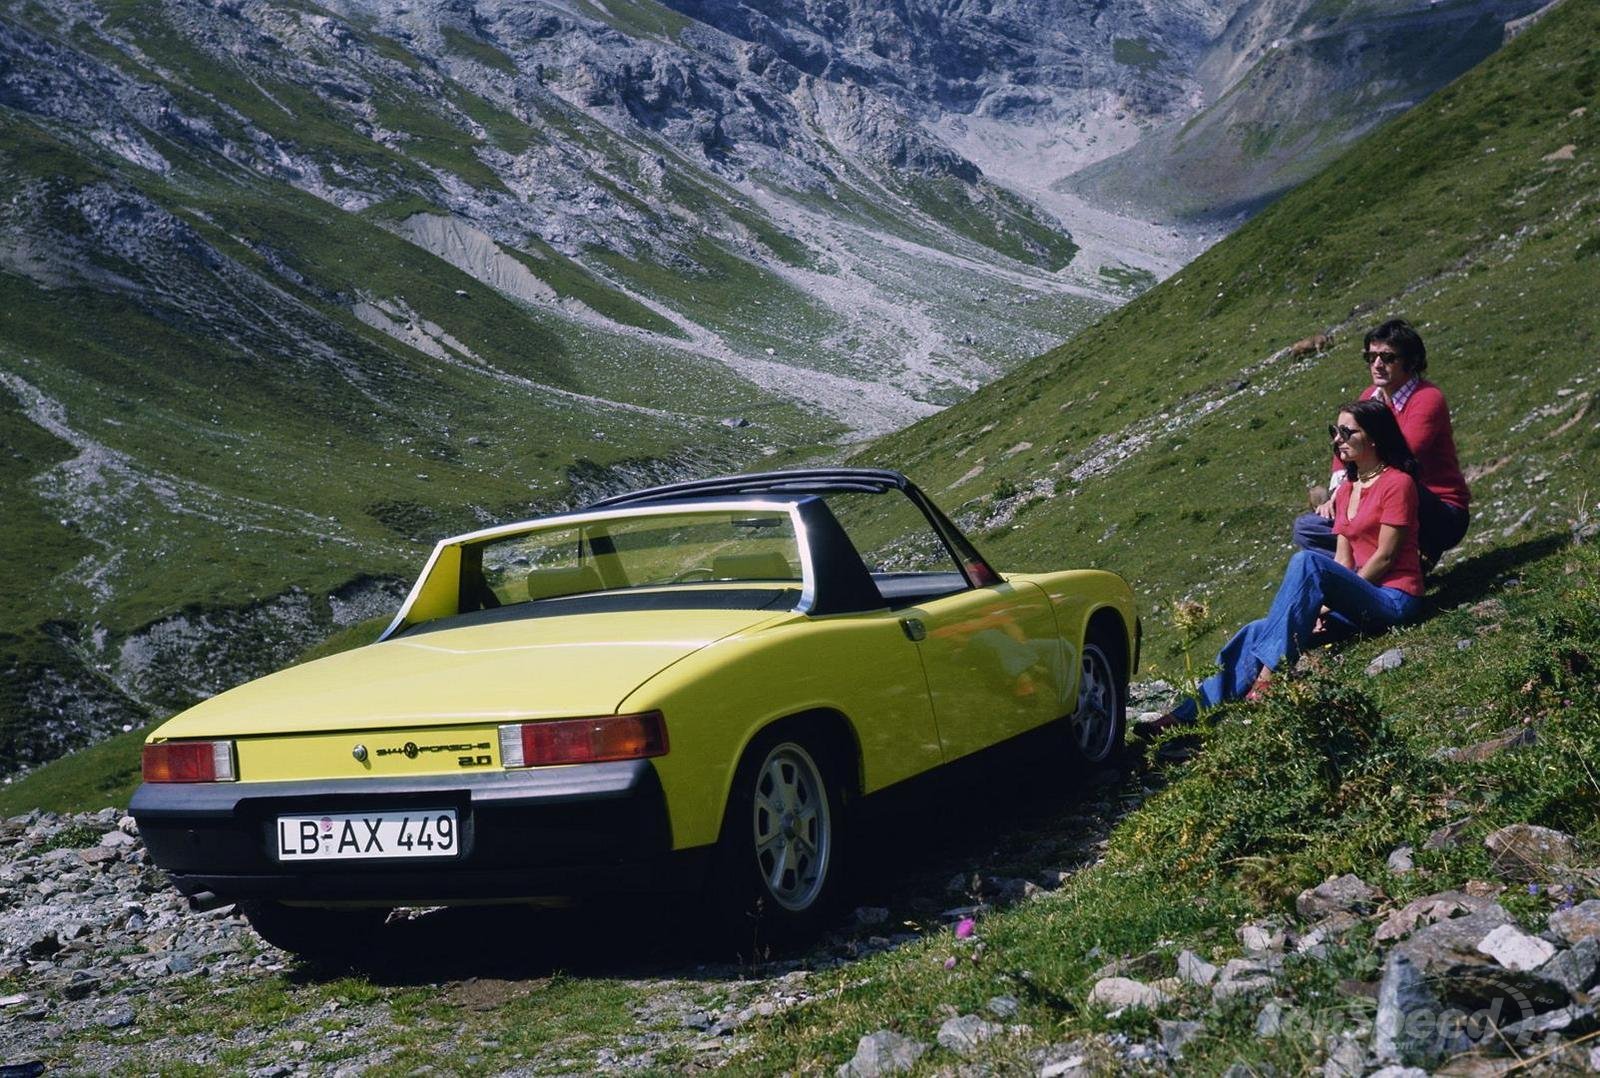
[464, 509, 802, 610]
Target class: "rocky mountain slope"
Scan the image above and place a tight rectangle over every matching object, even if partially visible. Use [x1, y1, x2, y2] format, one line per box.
[0, 0, 1553, 772]
[1071, 0, 1554, 219]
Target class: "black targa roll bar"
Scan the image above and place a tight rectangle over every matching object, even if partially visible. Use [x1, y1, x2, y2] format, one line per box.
[585, 468, 1000, 594]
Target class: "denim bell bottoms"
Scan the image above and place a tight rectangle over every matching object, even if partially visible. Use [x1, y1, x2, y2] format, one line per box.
[1171, 551, 1422, 722]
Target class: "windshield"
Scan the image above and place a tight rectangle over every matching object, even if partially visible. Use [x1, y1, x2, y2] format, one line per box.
[461, 508, 802, 610]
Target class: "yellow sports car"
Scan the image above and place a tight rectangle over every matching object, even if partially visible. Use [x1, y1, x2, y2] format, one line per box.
[132, 469, 1138, 955]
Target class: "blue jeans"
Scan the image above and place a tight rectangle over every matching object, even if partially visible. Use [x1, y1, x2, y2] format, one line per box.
[1171, 551, 1422, 721]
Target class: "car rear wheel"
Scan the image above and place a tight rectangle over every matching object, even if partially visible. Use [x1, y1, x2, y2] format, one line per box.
[240, 901, 389, 961]
[1070, 640, 1125, 765]
[708, 733, 846, 949]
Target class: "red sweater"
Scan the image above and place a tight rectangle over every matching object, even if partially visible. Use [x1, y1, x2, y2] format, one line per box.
[1329, 380, 1471, 509]
[1334, 468, 1424, 596]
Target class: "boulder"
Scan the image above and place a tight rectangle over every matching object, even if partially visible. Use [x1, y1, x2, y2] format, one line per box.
[1211, 958, 1276, 1001]
[1366, 648, 1404, 676]
[1386, 846, 1416, 875]
[1549, 899, 1600, 945]
[1297, 875, 1378, 920]
[1423, 819, 1472, 851]
[1434, 726, 1536, 764]
[1238, 922, 1286, 953]
[1483, 824, 1579, 882]
[935, 1014, 1001, 1055]
[1540, 937, 1600, 995]
[1498, 1002, 1597, 1042]
[1474, 924, 1556, 971]
[836, 1030, 925, 1077]
[1374, 890, 1493, 944]
[1156, 1018, 1202, 1060]
[1089, 976, 1170, 1010]
[1176, 949, 1217, 987]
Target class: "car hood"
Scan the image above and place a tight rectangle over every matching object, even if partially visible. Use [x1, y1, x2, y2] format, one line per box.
[153, 607, 790, 739]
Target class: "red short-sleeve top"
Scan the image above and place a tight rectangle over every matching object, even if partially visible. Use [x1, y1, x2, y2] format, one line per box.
[1333, 467, 1425, 596]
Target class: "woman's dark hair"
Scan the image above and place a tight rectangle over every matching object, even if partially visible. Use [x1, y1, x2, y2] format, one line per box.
[1341, 398, 1419, 481]
[1364, 318, 1427, 374]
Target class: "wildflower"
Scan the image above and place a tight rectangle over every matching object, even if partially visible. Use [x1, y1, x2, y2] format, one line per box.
[1527, 883, 1541, 896]
[955, 918, 976, 939]
[943, 956, 958, 971]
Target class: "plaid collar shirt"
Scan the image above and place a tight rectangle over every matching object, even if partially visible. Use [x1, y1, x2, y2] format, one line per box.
[1389, 376, 1422, 412]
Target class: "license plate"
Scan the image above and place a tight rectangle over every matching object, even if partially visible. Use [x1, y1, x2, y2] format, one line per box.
[275, 810, 459, 861]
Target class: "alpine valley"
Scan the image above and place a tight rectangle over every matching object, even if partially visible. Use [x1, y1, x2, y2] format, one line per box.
[0, 0, 1554, 770]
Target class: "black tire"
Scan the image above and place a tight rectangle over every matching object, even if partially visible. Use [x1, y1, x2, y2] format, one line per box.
[1068, 639, 1126, 766]
[240, 901, 389, 962]
[705, 731, 849, 952]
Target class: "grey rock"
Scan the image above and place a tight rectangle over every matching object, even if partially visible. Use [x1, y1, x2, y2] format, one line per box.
[25, 931, 60, 959]
[1540, 936, 1600, 994]
[1549, 898, 1600, 945]
[1374, 890, 1493, 943]
[99, 831, 135, 849]
[936, 1014, 1001, 1055]
[1323, 1032, 1366, 1077]
[1089, 976, 1171, 1010]
[1296, 874, 1378, 920]
[1498, 1003, 1597, 1041]
[985, 995, 1018, 1019]
[98, 1004, 136, 1028]
[1238, 921, 1285, 953]
[1156, 1017, 1202, 1060]
[836, 1030, 925, 1077]
[1386, 845, 1415, 875]
[1391, 903, 1512, 972]
[1423, 818, 1473, 850]
[1176, 949, 1218, 987]
[1434, 725, 1537, 764]
[1367, 1069, 1428, 1078]
[852, 906, 889, 926]
[1475, 923, 1556, 971]
[1483, 824, 1580, 881]
[1255, 999, 1287, 1036]
[1374, 952, 1445, 1067]
[1366, 648, 1405, 676]
[1036, 1042, 1089, 1077]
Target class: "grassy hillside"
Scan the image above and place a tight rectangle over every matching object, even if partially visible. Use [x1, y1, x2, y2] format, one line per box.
[858, 0, 1599, 682]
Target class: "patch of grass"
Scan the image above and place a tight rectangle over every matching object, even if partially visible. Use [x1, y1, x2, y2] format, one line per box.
[1112, 37, 1168, 70]
[440, 25, 516, 74]
[506, 240, 683, 337]
[902, 176, 1079, 270]
[0, 724, 150, 817]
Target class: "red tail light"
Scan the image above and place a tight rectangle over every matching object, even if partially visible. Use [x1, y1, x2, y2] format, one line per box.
[498, 712, 668, 768]
[142, 740, 237, 783]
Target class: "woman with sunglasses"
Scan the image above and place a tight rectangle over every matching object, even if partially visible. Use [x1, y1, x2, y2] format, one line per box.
[1141, 399, 1424, 734]
[1292, 319, 1470, 571]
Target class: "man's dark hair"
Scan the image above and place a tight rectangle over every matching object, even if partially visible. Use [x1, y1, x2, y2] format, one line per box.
[1364, 318, 1427, 375]
[1342, 398, 1419, 481]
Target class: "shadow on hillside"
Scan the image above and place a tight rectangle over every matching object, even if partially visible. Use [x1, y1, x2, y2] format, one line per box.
[286, 736, 1145, 987]
[1427, 532, 1569, 613]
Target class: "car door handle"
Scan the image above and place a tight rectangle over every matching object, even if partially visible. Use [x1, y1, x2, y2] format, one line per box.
[900, 617, 926, 642]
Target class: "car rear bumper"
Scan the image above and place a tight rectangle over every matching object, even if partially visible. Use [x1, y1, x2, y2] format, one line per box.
[131, 760, 708, 905]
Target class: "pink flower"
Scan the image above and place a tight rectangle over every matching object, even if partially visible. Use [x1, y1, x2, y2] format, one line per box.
[955, 918, 976, 939]
[943, 956, 958, 970]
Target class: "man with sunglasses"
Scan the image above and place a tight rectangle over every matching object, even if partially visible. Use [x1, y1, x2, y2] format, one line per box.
[1292, 319, 1470, 572]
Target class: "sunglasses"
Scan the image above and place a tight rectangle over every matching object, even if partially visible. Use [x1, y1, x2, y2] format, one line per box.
[1328, 423, 1362, 442]
[1363, 350, 1402, 365]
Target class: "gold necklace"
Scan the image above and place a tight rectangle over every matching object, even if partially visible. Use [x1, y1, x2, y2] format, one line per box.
[1356, 464, 1387, 483]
